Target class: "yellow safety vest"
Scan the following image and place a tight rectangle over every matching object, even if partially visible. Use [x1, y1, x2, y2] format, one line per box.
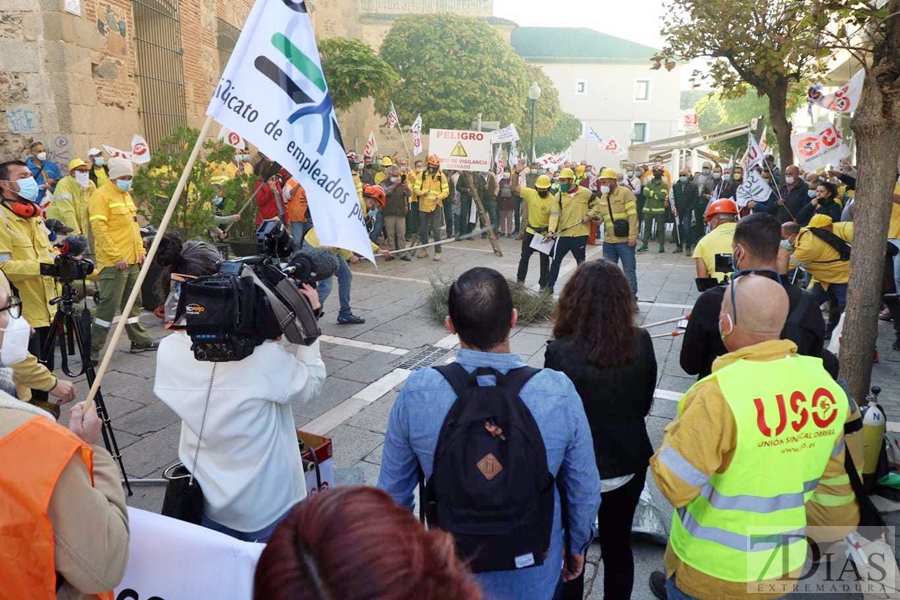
[670, 356, 847, 583]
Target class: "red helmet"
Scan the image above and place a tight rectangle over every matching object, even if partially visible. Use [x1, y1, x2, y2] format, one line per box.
[426, 154, 441, 168]
[704, 198, 739, 222]
[346, 151, 358, 162]
[363, 184, 387, 207]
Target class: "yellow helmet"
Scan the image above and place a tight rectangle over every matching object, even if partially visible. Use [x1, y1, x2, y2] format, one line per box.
[535, 175, 552, 189]
[558, 168, 576, 180]
[381, 157, 393, 167]
[598, 168, 618, 180]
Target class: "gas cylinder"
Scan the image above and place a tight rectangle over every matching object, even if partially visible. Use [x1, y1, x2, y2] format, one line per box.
[862, 386, 886, 480]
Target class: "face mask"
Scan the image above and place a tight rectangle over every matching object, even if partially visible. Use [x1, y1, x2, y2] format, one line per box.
[679, 176, 688, 183]
[712, 173, 721, 180]
[0, 315, 31, 366]
[626, 171, 634, 178]
[93, 157, 105, 167]
[718, 313, 734, 343]
[390, 177, 398, 183]
[364, 164, 373, 169]
[702, 168, 710, 175]
[13, 177, 40, 203]
[74, 171, 90, 189]
[538, 190, 549, 198]
[429, 167, 437, 174]
[808, 189, 818, 198]
[599, 185, 611, 195]
[785, 176, 796, 185]
[234, 155, 243, 163]
[734, 174, 743, 181]
[560, 183, 571, 193]
[116, 179, 133, 192]
[213, 197, 223, 207]
[35, 152, 47, 162]
[780, 239, 794, 252]
[723, 174, 732, 182]
[653, 172, 663, 179]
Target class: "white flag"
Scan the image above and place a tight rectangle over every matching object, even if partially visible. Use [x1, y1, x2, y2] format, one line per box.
[205, 0, 373, 261]
[130, 135, 151, 165]
[494, 145, 504, 176]
[103, 144, 131, 161]
[791, 121, 851, 172]
[734, 169, 773, 209]
[363, 131, 378, 158]
[387, 102, 399, 129]
[218, 127, 246, 150]
[411, 114, 423, 156]
[604, 138, 626, 155]
[587, 125, 604, 144]
[745, 134, 766, 171]
[807, 70, 864, 114]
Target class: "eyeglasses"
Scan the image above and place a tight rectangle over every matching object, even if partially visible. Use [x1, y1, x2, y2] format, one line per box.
[729, 270, 783, 326]
[0, 295, 23, 319]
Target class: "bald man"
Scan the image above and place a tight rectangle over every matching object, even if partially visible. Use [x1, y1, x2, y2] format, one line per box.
[650, 275, 850, 600]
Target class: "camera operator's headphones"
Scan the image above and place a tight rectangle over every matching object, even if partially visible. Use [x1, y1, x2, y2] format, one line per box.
[3, 199, 40, 219]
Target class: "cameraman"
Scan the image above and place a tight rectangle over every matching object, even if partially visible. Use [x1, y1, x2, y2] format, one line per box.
[153, 235, 327, 541]
[88, 157, 158, 362]
[0, 160, 68, 415]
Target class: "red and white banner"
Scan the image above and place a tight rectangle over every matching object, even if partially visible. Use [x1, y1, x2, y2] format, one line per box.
[387, 102, 399, 129]
[363, 131, 378, 158]
[683, 110, 699, 131]
[604, 138, 626, 155]
[791, 121, 851, 171]
[102, 144, 131, 160]
[129, 135, 151, 164]
[411, 114, 423, 156]
[494, 145, 504, 177]
[218, 127, 246, 150]
[807, 70, 864, 115]
[744, 133, 766, 171]
[535, 151, 571, 171]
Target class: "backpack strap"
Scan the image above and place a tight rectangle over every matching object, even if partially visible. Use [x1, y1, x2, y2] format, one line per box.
[435, 363, 540, 398]
[434, 363, 471, 398]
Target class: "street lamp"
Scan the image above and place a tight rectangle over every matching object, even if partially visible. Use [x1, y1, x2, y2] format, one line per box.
[528, 81, 542, 162]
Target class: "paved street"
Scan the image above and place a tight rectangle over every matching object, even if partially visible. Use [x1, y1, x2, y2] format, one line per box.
[54, 233, 900, 599]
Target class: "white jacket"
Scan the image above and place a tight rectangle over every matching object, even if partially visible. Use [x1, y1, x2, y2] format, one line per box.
[154, 333, 326, 532]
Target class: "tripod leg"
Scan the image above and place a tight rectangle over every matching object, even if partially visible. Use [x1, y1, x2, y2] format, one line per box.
[71, 309, 133, 495]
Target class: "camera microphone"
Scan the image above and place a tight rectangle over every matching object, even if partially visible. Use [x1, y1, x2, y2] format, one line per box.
[59, 235, 89, 257]
[287, 246, 339, 284]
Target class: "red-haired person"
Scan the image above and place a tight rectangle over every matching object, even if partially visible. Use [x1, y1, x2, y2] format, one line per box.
[255, 486, 481, 600]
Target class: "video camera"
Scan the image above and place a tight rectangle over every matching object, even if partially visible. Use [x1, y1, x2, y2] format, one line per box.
[178, 222, 339, 362]
[39, 235, 95, 282]
[695, 254, 734, 292]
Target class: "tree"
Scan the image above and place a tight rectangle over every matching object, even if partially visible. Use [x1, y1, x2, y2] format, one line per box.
[694, 86, 806, 157]
[654, 0, 833, 170]
[378, 14, 529, 130]
[535, 111, 582, 156]
[515, 64, 561, 141]
[319, 37, 399, 112]
[811, 1, 900, 403]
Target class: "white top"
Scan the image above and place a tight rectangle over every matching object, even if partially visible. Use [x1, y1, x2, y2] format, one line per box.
[154, 333, 326, 532]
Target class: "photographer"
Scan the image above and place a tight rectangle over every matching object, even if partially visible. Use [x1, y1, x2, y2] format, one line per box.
[153, 235, 327, 542]
[0, 160, 66, 414]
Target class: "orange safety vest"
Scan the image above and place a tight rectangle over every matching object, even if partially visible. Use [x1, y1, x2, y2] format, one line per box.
[286, 180, 310, 223]
[0, 417, 113, 600]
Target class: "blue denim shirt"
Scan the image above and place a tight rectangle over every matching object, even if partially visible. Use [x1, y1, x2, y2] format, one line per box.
[378, 349, 601, 600]
[26, 156, 61, 193]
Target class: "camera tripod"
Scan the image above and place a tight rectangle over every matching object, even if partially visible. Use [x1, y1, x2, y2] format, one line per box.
[40, 280, 132, 494]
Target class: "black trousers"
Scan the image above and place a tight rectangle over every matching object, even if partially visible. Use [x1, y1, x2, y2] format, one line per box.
[29, 325, 58, 416]
[562, 469, 647, 600]
[517, 232, 550, 288]
[547, 236, 588, 292]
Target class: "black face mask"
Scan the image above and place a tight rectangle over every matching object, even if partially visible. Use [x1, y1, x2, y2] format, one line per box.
[364, 164, 373, 169]
[538, 190, 549, 198]
[653, 172, 663, 179]
[429, 167, 437, 174]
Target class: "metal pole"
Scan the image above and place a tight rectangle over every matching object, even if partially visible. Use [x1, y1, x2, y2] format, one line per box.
[529, 99, 537, 164]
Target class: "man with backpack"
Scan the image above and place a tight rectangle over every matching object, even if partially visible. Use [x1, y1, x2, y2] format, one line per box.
[783, 218, 852, 337]
[378, 267, 601, 600]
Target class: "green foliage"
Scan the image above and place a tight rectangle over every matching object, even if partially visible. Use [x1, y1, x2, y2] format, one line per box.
[515, 65, 561, 143]
[426, 274, 554, 326]
[319, 37, 400, 112]
[131, 127, 254, 240]
[694, 86, 807, 156]
[378, 14, 529, 130]
[535, 111, 582, 156]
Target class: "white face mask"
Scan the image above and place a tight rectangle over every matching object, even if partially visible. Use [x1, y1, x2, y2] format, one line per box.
[35, 152, 47, 162]
[785, 176, 796, 185]
[74, 171, 90, 189]
[600, 185, 611, 195]
[0, 315, 31, 366]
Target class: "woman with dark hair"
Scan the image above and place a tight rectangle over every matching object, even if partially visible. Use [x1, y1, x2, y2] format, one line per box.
[796, 180, 843, 226]
[255, 486, 481, 600]
[253, 158, 284, 226]
[545, 259, 657, 600]
[153, 234, 326, 542]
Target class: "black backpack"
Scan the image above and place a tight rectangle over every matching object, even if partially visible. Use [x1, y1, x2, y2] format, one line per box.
[421, 364, 555, 573]
[808, 227, 851, 261]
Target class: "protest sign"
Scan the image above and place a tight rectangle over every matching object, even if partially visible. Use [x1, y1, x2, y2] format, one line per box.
[735, 169, 773, 209]
[490, 123, 520, 144]
[130, 135, 151, 165]
[428, 129, 491, 172]
[411, 114, 423, 156]
[115, 508, 263, 600]
[205, 0, 373, 261]
[807, 70, 864, 114]
[791, 121, 851, 172]
[218, 127, 246, 150]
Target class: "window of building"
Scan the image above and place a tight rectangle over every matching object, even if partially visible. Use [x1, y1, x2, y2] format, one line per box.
[217, 18, 240, 72]
[634, 79, 651, 101]
[632, 122, 648, 143]
[575, 80, 588, 95]
[133, 0, 188, 151]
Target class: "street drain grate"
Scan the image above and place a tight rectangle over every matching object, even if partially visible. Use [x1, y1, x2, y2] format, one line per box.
[395, 345, 452, 371]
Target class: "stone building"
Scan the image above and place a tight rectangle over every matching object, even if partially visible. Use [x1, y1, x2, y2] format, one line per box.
[0, 0, 254, 164]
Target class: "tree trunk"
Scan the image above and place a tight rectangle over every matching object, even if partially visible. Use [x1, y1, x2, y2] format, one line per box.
[767, 86, 793, 171]
[840, 8, 900, 403]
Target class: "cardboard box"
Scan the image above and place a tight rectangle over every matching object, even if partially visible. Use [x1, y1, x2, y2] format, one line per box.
[297, 430, 334, 494]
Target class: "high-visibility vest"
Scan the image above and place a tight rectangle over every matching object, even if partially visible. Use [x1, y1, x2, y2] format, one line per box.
[670, 356, 847, 583]
[0, 417, 113, 600]
[285, 180, 309, 223]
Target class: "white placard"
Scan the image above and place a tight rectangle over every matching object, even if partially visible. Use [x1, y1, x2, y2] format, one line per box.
[428, 129, 492, 172]
[530, 234, 556, 256]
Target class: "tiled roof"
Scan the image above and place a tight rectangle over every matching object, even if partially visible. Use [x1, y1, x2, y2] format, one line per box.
[511, 26, 659, 64]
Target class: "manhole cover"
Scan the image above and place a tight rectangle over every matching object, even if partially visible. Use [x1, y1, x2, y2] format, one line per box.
[395, 345, 452, 371]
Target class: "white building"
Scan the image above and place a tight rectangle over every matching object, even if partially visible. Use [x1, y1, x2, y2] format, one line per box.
[511, 27, 683, 167]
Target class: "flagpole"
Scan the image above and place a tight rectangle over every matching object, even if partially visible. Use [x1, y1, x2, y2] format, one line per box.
[83, 115, 216, 412]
